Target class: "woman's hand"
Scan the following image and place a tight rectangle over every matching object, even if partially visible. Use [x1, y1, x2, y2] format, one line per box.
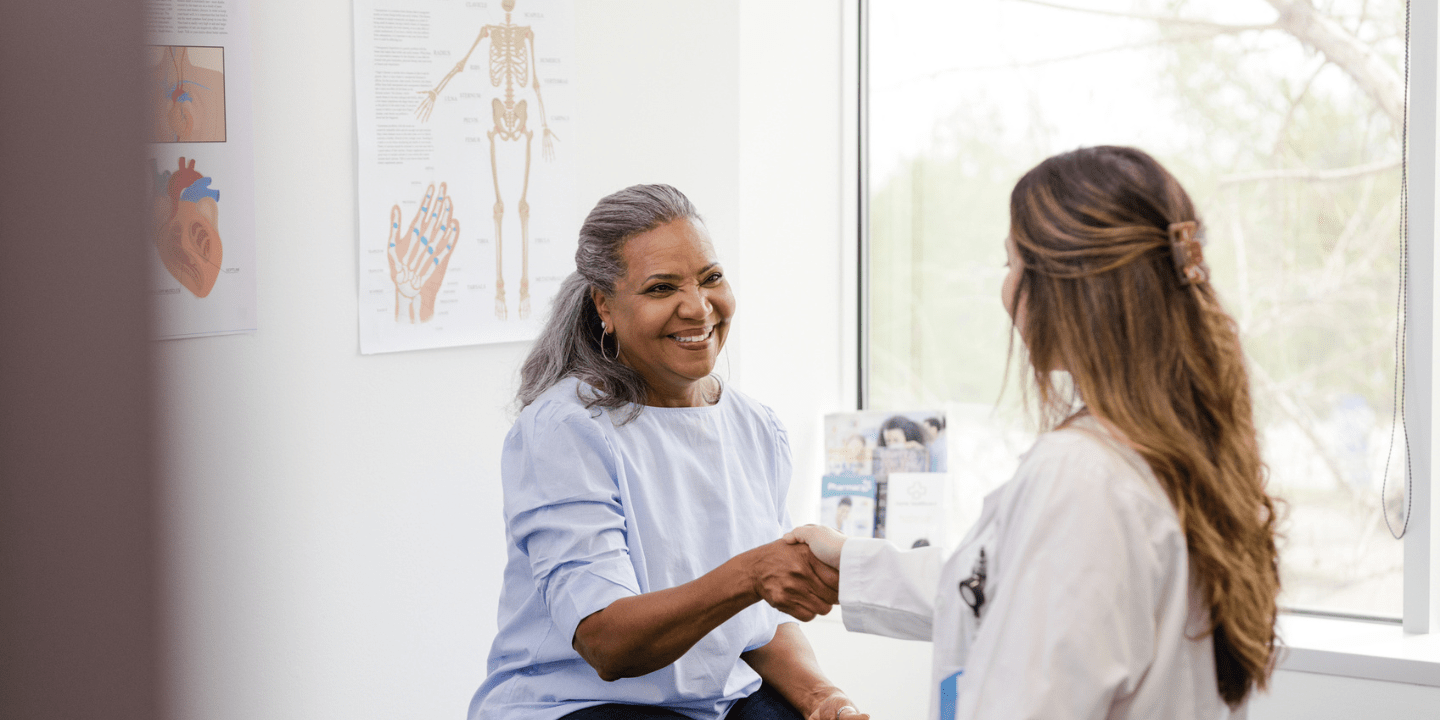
[743, 539, 839, 621]
[784, 524, 847, 568]
[742, 623, 869, 720]
[807, 693, 871, 720]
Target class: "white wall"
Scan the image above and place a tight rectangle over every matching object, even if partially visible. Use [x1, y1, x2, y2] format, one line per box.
[735, 0, 849, 524]
[159, 1, 1439, 719]
[161, 2, 748, 719]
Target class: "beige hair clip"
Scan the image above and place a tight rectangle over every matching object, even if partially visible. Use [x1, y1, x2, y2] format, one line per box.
[1168, 221, 1207, 286]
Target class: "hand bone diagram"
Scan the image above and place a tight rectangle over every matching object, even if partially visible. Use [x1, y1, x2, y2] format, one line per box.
[151, 157, 222, 298]
[749, 539, 840, 621]
[388, 183, 460, 323]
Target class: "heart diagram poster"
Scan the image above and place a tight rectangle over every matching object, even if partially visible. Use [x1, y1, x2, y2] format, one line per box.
[145, 0, 257, 339]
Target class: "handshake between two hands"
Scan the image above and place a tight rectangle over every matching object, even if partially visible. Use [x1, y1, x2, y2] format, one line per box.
[748, 524, 849, 622]
[752, 525, 868, 720]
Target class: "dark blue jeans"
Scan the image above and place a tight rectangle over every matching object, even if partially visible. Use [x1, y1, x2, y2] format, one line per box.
[557, 683, 803, 720]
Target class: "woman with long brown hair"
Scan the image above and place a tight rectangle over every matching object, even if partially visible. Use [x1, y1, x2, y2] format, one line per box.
[789, 146, 1281, 718]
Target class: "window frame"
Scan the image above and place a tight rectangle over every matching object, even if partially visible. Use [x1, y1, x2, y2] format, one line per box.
[1402, 0, 1439, 637]
[848, 0, 1440, 674]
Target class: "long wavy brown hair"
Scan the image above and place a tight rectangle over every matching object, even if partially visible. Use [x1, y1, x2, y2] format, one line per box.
[1008, 146, 1280, 706]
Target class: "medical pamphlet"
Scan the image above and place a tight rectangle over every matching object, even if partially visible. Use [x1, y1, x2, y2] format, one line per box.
[824, 410, 947, 540]
[821, 476, 877, 539]
[884, 472, 949, 551]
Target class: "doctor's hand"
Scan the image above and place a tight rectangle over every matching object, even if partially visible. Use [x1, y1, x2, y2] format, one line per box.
[740, 540, 839, 621]
[784, 524, 846, 568]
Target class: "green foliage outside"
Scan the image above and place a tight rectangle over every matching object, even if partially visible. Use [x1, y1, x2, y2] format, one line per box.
[870, 0, 1409, 615]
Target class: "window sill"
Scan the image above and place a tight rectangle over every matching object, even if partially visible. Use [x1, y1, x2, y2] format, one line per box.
[1278, 614, 1440, 686]
[819, 612, 1440, 685]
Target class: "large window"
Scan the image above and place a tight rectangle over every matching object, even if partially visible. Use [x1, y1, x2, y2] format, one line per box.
[865, 0, 1412, 619]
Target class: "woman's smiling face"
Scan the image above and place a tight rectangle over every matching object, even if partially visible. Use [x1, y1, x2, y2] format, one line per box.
[593, 218, 735, 407]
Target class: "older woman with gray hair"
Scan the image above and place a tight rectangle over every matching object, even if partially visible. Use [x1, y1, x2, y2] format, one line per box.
[469, 185, 869, 720]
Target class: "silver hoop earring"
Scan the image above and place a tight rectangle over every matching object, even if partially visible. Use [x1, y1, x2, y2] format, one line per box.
[602, 329, 619, 362]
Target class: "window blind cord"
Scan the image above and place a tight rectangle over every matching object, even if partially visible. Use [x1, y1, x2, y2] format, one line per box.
[1382, 0, 1413, 540]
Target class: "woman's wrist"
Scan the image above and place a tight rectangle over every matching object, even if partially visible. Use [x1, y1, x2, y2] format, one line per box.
[720, 547, 766, 605]
[799, 684, 844, 715]
[803, 687, 867, 720]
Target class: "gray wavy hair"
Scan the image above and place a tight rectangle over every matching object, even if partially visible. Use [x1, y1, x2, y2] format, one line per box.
[516, 184, 701, 422]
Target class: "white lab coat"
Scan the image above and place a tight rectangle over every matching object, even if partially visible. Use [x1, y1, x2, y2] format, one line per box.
[838, 417, 1243, 720]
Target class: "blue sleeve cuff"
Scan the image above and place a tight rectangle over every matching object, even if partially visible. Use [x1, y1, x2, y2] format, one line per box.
[549, 559, 641, 645]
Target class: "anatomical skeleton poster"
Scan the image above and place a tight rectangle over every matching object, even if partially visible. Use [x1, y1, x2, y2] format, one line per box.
[145, 0, 258, 339]
[354, 0, 578, 354]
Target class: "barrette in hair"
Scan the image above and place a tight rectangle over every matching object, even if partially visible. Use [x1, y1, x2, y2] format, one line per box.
[1167, 221, 1207, 286]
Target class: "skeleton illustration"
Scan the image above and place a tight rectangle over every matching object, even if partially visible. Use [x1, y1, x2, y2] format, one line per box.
[416, 0, 558, 320]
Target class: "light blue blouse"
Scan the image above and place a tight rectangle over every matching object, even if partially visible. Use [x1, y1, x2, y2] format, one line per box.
[469, 377, 793, 720]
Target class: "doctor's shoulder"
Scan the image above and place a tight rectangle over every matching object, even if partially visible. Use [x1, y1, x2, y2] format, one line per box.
[1008, 424, 1181, 532]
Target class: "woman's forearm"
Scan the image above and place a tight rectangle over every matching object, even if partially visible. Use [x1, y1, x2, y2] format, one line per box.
[571, 539, 838, 682]
[572, 554, 758, 681]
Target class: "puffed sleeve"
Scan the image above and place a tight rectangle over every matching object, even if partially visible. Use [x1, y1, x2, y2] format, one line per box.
[955, 434, 1175, 720]
[764, 404, 795, 529]
[502, 400, 641, 646]
[754, 402, 796, 638]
